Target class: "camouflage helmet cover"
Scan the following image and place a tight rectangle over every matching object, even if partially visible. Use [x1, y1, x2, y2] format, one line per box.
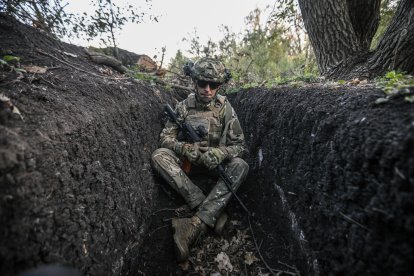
[189, 57, 230, 83]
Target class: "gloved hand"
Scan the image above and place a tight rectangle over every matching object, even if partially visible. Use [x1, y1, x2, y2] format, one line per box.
[181, 142, 207, 163]
[199, 147, 226, 170]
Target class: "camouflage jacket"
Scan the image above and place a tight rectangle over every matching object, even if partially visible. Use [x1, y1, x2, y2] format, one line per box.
[159, 93, 246, 159]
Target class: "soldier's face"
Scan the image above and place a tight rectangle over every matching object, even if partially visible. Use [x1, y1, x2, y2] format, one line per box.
[196, 80, 221, 103]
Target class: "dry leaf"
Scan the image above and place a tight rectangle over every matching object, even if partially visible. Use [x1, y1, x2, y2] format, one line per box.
[244, 251, 258, 265]
[221, 240, 230, 251]
[350, 78, 360, 85]
[215, 252, 233, 272]
[0, 93, 23, 120]
[22, 65, 47, 74]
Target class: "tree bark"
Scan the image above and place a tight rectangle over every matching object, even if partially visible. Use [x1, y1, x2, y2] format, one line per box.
[298, 0, 414, 79]
[347, 0, 381, 50]
[367, 0, 414, 76]
[298, 0, 361, 75]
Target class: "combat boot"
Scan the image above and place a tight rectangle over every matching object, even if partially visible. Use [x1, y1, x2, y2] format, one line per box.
[214, 211, 228, 235]
[172, 216, 207, 262]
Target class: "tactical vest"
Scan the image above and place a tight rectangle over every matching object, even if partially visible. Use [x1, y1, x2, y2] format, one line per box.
[183, 93, 232, 147]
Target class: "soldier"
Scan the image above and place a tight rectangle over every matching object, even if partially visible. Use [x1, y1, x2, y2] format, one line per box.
[151, 57, 249, 262]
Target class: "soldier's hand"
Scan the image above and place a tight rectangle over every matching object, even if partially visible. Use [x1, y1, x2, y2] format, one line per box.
[182, 143, 204, 163]
[200, 148, 226, 170]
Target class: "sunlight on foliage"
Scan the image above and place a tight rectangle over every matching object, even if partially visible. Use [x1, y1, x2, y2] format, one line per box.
[126, 65, 156, 82]
[375, 71, 414, 104]
[1, 55, 26, 73]
[168, 6, 318, 87]
[371, 0, 399, 49]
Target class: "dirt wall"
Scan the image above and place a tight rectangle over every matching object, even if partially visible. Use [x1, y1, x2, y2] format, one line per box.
[0, 14, 188, 275]
[0, 77, 178, 275]
[229, 87, 414, 275]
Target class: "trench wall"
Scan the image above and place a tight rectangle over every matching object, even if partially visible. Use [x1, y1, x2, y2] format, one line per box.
[0, 51, 182, 276]
[230, 87, 414, 275]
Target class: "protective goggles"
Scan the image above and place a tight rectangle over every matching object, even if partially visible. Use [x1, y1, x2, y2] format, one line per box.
[197, 80, 221, 90]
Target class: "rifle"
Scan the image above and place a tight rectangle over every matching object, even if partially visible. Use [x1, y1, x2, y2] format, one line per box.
[164, 104, 249, 214]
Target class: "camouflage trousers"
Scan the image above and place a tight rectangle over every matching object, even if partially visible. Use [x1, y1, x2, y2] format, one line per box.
[151, 148, 249, 228]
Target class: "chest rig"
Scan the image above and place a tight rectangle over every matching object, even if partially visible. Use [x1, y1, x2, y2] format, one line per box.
[183, 94, 226, 147]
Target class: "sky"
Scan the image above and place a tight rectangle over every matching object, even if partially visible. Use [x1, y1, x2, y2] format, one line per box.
[64, 0, 276, 64]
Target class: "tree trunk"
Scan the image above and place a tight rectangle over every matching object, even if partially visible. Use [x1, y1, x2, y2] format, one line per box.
[298, 0, 414, 79]
[366, 0, 414, 76]
[298, 0, 361, 76]
[347, 0, 381, 50]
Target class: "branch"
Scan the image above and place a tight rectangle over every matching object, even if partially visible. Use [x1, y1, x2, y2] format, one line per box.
[36, 48, 128, 80]
[85, 50, 128, 73]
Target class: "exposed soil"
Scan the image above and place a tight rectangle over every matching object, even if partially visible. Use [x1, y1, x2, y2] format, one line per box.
[1, 14, 413, 276]
[230, 87, 414, 275]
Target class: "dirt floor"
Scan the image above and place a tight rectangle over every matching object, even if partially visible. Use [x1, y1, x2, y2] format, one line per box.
[1, 14, 414, 276]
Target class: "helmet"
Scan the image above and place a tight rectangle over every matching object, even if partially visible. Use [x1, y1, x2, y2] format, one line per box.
[183, 57, 231, 83]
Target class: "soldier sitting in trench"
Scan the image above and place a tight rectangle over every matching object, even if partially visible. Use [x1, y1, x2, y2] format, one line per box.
[151, 57, 249, 262]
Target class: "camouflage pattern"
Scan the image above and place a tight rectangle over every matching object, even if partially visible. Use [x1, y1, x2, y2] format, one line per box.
[192, 57, 228, 83]
[151, 93, 249, 228]
[158, 93, 245, 160]
[151, 148, 205, 209]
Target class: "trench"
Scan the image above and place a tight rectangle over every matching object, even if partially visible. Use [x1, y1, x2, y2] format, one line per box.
[1, 15, 413, 276]
[127, 86, 414, 275]
[1, 80, 413, 276]
[2, 82, 414, 276]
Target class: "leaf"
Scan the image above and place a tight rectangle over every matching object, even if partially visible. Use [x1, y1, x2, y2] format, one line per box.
[404, 95, 414, 103]
[386, 70, 396, 79]
[0, 59, 7, 65]
[244, 251, 258, 265]
[22, 65, 47, 74]
[350, 78, 360, 85]
[375, 97, 389, 104]
[3, 55, 20, 62]
[0, 94, 24, 120]
[14, 68, 27, 73]
[337, 80, 346, 85]
[214, 252, 233, 272]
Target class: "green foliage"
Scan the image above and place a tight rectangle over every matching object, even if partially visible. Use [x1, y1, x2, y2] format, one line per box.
[371, 0, 399, 49]
[1, 55, 26, 73]
[2, 55, 21, 63]
[169, 50, 190, 75]
[171, 2, 397, 86]
[170, 6, 318, 86]
[375, 71, 414, 104]
[126, 65, 156, 82]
